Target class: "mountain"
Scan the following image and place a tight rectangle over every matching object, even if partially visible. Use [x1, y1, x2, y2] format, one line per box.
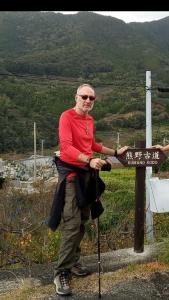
[0, 11, 169, 78]
[1, 11, 169, 153]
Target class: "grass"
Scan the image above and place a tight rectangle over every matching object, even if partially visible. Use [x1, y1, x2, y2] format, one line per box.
[156, 238, 169, 264]
[0, 282, 54, 300]
[2, 166, 169, 265]
[81, 168, 136, 253]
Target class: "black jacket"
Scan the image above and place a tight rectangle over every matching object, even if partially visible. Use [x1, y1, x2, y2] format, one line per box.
[47, 157, 105, 231]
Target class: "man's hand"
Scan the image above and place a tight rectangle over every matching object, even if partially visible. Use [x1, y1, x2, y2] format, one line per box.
[89, 158, 107, 170]
[117, 146, 129, 155]
[152, 144, 164, 150]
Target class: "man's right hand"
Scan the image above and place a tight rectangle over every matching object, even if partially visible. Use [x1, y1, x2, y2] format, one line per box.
[89, 158, 107, 170]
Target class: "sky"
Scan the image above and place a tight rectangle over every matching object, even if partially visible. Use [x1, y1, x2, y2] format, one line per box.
[54, 11, 169, 23]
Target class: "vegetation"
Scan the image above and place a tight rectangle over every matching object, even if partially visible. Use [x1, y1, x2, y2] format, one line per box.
[1, 12, 169, 153]
[1, 167, 169, 266]
[0, 12, 169, 79]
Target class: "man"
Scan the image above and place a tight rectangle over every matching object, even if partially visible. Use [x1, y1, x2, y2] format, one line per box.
[50, 83, 128, 296]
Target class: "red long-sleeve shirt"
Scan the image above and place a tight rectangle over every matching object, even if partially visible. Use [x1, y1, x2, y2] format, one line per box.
[59, 108, 102, 168]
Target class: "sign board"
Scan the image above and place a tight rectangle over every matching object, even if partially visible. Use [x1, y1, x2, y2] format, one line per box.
[117, 148, 167, 167]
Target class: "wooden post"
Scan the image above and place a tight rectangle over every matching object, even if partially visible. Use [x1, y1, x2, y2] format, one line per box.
[134, 167, 145, 252]
[34, 122, 36, 182]
[134, 140, 146, 252]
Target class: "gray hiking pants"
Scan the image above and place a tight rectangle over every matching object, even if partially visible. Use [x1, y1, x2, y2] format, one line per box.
[54, 176, 90, 276]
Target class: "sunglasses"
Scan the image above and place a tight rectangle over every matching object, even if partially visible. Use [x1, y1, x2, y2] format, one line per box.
[77, 94, 96, 101]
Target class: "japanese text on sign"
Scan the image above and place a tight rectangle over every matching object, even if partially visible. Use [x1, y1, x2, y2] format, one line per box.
[126, 150, 159, 165]
[117, 148, 167, 167]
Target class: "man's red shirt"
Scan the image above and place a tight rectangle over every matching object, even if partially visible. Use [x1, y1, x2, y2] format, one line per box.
[59, 108, 102, 168]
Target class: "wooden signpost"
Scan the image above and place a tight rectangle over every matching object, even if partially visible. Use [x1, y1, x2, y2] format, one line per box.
[117, 147, 167, 253]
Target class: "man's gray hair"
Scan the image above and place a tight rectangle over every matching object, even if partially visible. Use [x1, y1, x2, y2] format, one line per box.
[76, 84, 95, 95]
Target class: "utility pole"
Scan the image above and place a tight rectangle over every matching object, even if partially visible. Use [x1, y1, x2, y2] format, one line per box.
[34, 122, 36, 182]
[163, 137, 169, 146]
[116, 132, 120, 149]
[145, 82, 169, 239]
[146, 71, 153, 241]
[41, 139, 45, 156]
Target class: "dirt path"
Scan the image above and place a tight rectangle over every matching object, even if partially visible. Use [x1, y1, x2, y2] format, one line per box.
[1, 244, 169, 299]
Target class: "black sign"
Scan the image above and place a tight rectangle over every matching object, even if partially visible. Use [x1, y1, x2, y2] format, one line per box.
[117, 148, 167, 167]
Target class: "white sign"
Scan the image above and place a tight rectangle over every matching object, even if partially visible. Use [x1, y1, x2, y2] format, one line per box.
[149, 177, 169, 213]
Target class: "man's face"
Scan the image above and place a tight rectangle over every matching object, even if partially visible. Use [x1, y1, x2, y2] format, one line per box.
[75, 86, 96, 113]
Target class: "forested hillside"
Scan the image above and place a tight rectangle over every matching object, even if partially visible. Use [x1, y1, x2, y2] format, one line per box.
[1, 11, 169, 77]
[1, 11, 169, 153]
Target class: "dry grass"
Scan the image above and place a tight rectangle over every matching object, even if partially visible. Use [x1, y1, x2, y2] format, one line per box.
[0, 282, 54, 300]
[71, 261, 169, 294]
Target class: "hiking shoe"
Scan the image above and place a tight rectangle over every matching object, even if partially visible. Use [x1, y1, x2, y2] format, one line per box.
[54, 271, 72, 296]
[71, 263, 91, 276]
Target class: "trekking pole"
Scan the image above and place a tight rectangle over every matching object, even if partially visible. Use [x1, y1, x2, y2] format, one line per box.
[97, 215, 101, 298]
[94, 160, 111, 298]
[95, 169, 101, 299]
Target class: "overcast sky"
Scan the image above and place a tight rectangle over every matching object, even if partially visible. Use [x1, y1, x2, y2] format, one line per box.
[54, 11, 169, 23]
